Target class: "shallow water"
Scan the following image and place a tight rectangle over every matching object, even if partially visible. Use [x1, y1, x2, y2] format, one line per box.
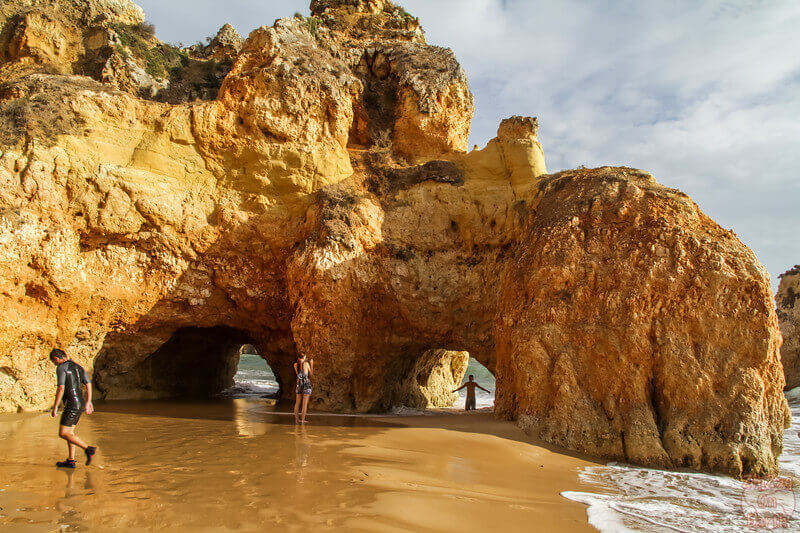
[227, 354, 497, 410]
[0, 400, 593, 532]
[562, 389, 800, 532]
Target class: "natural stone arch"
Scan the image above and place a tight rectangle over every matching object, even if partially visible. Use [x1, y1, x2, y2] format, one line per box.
[93, 326, 469, 410]
[93, 326, 280, 399]
[286, 177, 509, 412]
[363, 348, 470, 411]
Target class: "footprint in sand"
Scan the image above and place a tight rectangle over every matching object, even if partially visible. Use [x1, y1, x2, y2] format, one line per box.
[509, 504, 532, 510]
[445, 494, 480, 503]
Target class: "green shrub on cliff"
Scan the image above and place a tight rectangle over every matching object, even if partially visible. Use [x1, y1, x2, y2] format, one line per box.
[305, 16, 320, 37]
[110, 21, 186, 80]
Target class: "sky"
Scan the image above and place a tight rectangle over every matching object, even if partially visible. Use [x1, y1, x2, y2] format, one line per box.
[136, 0, 800, 290]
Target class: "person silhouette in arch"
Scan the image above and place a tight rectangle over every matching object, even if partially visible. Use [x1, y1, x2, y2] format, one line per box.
[452, 374, 490, 411]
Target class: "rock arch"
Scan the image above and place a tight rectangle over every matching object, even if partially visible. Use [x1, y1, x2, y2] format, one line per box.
[95, 326, 255, 399]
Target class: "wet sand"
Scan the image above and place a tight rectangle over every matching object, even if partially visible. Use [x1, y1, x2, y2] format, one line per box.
[0, 399, 598, 531]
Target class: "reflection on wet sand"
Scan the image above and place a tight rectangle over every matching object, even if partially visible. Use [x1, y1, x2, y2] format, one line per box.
[295, 425, 311, 482]
[0, 399, 596, 531]
[56, 469, 97, 529]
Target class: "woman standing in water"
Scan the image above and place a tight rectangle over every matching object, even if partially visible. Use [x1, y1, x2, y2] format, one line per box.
[293, 353, 313, 424]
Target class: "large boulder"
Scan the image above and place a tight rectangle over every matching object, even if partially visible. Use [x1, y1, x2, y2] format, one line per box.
[494, 167, 790, 478]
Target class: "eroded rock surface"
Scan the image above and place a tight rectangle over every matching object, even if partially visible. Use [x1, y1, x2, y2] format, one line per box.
[0, 0, 789, 477]
[204, 24, 243, 61]
[777, 266, 800, 389]
[493, 168, 788, 477]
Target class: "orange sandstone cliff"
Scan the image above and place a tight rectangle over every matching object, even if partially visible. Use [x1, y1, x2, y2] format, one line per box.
[0, 0, 790, 477]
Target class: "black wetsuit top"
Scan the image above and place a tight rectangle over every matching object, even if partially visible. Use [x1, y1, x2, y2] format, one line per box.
[56, 360, 90, 410]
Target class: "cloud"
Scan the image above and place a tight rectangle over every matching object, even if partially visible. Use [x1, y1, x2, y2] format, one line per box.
[136, 0, 800, 288]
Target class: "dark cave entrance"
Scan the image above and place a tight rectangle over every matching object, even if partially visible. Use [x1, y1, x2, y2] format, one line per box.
[141, 326, 256, 398]
[94, 326, 290, 401]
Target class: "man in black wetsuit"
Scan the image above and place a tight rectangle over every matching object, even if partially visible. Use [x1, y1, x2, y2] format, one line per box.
[49, 349, 97, 468]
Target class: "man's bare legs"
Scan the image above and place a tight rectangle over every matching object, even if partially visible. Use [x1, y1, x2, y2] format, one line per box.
[300, 394, 310, 423]
[59, 425, 88, 460]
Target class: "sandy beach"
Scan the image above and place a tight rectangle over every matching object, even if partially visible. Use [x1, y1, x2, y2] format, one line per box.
[0, 399, 598, 532]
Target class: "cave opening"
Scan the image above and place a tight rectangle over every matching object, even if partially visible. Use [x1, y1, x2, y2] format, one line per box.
[381, 349, 496, 413]
[139, 326, 255, 399]
[95, 326, 288, 401]
[226, 344, 280, 399]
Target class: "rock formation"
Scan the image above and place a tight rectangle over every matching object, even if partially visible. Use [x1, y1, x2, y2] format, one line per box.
[0, 0, 244, 102]
[777, 266, 800, 389]
[494, 168, 787, 476]
[0, 0, 790, 477]
[204, 24, 243, 62]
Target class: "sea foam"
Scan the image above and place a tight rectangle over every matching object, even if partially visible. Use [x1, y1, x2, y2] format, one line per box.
[562, 388, 800, 532]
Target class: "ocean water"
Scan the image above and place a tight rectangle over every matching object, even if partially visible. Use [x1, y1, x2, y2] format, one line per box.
[222, 353, 280, 397]
[562, 388, 800, 532]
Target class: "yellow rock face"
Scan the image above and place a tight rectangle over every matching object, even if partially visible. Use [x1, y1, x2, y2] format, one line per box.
[0, 0, 144, 68]
[0, 0, 789, 479]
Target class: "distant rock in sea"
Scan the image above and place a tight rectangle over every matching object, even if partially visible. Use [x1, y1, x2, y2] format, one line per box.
[777, 265, 800, 389]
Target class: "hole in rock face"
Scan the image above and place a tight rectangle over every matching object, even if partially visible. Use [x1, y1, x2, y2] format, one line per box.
[141, 326, 255, 398]
[223, 345, 280, 398]
[348, 50, 398, 149]
[382, 350, 495, 412]
[94, 326, 291, 401]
